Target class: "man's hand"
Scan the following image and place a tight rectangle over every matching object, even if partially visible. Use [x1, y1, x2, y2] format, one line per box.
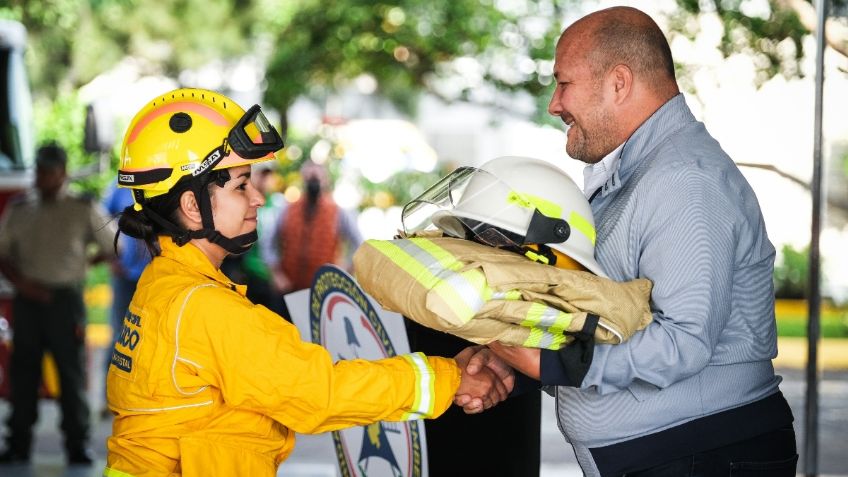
[488, 341, 541, 380]
[0, 261, 51, 303]
[453, 345, 515, 414]
[17, 278, 52, 303]
[453, 363, 508, 414]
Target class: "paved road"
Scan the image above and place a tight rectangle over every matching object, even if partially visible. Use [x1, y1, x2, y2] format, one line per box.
[0, 347, 845, 476]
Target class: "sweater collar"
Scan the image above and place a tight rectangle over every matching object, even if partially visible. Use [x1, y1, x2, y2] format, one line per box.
[158, 235, 247, 297]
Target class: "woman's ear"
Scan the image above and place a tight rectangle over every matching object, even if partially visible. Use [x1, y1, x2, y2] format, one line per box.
[179, 190, 203, 227]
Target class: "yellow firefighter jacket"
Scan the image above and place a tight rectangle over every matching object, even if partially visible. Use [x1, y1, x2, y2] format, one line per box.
[354, 237, 653, 350]
[104, 236, 460, 477]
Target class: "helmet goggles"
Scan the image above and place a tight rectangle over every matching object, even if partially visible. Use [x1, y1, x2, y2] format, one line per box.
[220, 104, 283, 159]
[118, 104, 283, 190]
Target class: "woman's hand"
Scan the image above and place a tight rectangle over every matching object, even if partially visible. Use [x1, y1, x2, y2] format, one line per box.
[452, 346, 515, 414]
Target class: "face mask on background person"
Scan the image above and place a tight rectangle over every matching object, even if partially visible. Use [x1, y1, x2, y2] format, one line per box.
[305, 177, 321, 203]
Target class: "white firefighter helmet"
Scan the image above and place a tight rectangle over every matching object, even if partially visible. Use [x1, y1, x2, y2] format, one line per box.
[401, 156, 605, 277]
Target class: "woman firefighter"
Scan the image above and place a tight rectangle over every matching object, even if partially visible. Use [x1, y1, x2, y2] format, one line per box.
[103, 88, 508, 477]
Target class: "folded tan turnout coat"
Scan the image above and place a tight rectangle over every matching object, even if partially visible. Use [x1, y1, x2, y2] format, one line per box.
[353, 236, 653, 350]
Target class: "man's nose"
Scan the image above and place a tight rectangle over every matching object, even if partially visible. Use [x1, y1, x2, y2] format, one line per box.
[547, 92, 561, 117]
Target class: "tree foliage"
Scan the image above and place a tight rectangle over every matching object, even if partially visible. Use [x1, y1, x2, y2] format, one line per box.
[3, 0, 842, 115]
[0, 0, 257, 96]
[774, 243, 810, 299]
[3, 0, 845, 196]
[34, 92, 115, 196]
[262, 0, 571, 124]
[671, 0, 804, 85]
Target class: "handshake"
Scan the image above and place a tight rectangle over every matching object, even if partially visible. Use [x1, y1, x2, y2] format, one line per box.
[450, 344, 538, 414]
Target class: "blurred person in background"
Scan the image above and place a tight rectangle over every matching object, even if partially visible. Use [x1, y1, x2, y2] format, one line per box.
[0, 143, 115, 465]
[101, 181, 150, 418]
[273, 160, 362, 302]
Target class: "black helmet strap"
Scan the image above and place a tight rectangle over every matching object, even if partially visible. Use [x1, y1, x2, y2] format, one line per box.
[136, 169, 258, 256]
[188, 169, 258, 256]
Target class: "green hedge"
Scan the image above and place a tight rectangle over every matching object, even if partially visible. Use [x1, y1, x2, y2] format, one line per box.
[776, 312, 848, 338]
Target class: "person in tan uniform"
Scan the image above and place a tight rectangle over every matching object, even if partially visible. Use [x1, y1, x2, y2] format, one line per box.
[0, 143, 116, 464]
[103, 88, 510, 477]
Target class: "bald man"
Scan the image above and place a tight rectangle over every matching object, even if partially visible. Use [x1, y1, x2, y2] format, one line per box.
[468, 6, 797, 476]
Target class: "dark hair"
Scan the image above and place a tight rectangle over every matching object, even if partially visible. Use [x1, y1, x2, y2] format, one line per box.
[116, 176, 197, 257]
[587, 16, 675, 83]
[114, 167, 232, 256]
[35, 142, 68, 169]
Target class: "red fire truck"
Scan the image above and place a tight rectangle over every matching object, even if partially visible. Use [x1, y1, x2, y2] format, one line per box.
[0, 18, 36, 398]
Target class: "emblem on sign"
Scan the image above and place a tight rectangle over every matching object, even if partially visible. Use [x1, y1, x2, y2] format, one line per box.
[310, 265, 427, 477]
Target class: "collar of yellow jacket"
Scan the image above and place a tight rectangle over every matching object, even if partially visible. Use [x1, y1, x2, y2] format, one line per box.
[158, 235, 248, 297]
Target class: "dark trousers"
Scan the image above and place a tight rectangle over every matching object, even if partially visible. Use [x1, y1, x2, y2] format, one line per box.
[7, 287, 90, 453]
[406, 320, 541, 477]
[622, 425, 798, 477]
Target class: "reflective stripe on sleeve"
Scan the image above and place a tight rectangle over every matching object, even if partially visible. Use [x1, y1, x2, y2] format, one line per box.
[407, 238, 493, 323]
[523, 327, 568, 350]
[521, 303, 572, 350]
[433, 267, 486, 320]
[368, 239, 488, 325]
[491, 290, 522, 301]
[399, 352, 436, 420]
[521, 302, 573, 334]
[104, 467, 136, 477]
[406, 238, 462, 272]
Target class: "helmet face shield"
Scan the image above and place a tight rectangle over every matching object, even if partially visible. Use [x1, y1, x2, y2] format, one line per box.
[401, 166, 567, 248]
[470, 221, 527, 249]
[401, 167, 477, 236]
[402, 156, 606, 277]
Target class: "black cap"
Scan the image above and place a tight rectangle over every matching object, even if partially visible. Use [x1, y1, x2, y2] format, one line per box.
[35, 143, 68, 168]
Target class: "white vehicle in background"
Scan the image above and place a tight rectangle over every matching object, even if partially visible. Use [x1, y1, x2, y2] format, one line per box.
[0, 18, 36, 399]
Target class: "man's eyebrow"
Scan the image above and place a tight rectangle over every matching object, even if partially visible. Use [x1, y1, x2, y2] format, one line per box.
[237, 171, 251, 179]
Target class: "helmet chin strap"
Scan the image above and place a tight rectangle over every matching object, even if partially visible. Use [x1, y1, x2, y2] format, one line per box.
[142, 205, 257, 256]
[135, 169, 258, 256]
[189, 170, 258, 256]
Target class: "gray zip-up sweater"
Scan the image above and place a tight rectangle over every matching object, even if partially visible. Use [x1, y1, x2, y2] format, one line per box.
[540, 94, 791, 475]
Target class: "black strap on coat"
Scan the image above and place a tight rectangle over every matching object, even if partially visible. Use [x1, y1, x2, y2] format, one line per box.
[557, 313, 600, 387]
